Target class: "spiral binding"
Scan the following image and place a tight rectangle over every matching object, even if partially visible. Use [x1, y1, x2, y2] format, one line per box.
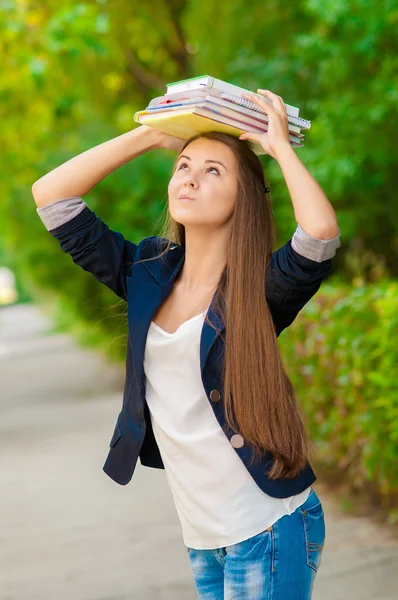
[219, 93, 311, 130]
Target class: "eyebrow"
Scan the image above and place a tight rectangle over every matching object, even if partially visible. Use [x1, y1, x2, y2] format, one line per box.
[177, 154, 227, 171]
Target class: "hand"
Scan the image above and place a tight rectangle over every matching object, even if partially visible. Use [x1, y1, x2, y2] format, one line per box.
[238, 89, 292, 160]
[155, 128, 186, 152]
[135, 125, 186, 152]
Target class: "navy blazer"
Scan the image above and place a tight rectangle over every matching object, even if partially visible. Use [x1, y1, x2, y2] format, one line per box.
[48, 205, 334, 499]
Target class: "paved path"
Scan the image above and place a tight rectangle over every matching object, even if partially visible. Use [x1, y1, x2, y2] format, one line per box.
[0, 303, 397, 600]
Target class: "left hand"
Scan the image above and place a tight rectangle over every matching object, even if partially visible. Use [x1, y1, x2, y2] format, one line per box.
[238, 89, 291, 160]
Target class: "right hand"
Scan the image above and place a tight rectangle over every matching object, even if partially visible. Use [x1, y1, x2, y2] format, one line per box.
[157, 130, 186, 152]
[139, 125, 185, 152]
[161, 133, 186, 152]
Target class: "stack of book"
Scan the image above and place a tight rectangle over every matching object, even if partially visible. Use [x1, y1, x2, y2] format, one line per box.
[134, 75, 311, 156]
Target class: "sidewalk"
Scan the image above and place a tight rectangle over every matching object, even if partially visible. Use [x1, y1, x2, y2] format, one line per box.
[0, 303, 397, 600]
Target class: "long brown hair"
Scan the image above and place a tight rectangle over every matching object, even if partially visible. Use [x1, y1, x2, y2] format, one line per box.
[140, 131, 314, 479]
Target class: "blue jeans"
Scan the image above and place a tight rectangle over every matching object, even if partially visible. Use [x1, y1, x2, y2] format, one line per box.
[186, 487, 325, 599]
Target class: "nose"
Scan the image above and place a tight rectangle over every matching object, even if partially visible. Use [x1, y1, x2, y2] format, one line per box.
[184, 180, 197, 191]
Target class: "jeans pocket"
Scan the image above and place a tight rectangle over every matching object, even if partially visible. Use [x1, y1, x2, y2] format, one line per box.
[300, 502, 325, 573]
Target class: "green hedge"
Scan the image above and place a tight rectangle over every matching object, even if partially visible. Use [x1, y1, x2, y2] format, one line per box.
[279, 279, 398, 523]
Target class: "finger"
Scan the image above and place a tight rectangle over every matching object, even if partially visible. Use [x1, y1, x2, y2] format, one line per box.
[257, 89, 285, 112]
[257, 89, 281, 100]
[238, 131, 262, 142]
[242, 91, 273, 113]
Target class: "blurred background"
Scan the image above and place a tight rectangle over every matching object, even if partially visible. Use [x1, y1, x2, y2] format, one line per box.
[0, 1, 397, 599]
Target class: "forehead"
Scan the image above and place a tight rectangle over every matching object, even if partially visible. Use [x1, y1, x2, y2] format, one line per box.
[178, 138, 235, 166]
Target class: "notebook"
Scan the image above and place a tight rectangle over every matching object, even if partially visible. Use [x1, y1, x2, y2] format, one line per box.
[141, 101, 303, 145]
[134, 74, 310, 151]
[219, 92, 310, 129]
[148, 93, 304, 135]
[165, 74, 303, 120]
[134, 106, 303, 156]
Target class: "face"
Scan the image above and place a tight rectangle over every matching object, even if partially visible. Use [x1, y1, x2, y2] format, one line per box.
[168, 138, 238, 230]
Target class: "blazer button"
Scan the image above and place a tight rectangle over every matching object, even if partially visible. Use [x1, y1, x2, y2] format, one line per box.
[230, 434, 244, 448]
[210, 389, 221, 402]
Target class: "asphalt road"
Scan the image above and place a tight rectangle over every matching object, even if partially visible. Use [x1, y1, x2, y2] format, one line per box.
[1, 303, 397, 600]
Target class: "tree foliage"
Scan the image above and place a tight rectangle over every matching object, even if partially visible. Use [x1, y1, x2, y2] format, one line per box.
[1, 0, 397, 314]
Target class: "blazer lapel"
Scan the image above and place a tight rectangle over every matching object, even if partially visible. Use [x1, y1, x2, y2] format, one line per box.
[127, 244, 225, 394]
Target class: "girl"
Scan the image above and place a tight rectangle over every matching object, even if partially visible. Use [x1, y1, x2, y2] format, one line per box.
[33, 89, 341, 599]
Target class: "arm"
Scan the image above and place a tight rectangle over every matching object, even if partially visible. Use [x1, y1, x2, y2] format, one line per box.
[265, 225, 341, 336]
[33, 126, 165, 300]
[32, 125, 162, 207]
[266, 127, 341, 334]
[239, 88, 339, 239]
[37, 199, 137, 301]
[275, 143, 339, 239]
[265, 147, 341, 335]
[239, 89, 341, 333]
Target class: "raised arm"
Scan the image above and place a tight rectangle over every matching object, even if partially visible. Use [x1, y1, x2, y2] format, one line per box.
[32, 125, 163, 207]
[32, 126, 185, 300]
[241, 90, 342, 335]
[265, 224, 341, 336]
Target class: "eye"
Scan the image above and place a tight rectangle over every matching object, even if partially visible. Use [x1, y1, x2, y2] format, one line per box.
[207, 166, 220, 175]
[177, 162, 220, 175]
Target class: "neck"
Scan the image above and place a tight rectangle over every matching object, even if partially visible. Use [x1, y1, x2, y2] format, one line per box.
[177, 227, 229, 289]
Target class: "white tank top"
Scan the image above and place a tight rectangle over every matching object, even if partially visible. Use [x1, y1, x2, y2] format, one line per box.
[143, 310, 311, 549]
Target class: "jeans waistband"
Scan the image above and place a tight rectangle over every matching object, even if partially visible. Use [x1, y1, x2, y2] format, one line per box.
[303, 487, 321, 510]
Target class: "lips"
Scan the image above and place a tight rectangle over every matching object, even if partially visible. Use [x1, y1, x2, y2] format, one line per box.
[178, 194, 195, 201]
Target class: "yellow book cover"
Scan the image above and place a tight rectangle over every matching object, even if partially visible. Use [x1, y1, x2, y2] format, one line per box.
[134, 108, 269, 156]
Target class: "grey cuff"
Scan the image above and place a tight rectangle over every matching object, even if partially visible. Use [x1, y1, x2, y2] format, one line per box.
[36, 196, 87, 231]
[291, 224, 341, 262]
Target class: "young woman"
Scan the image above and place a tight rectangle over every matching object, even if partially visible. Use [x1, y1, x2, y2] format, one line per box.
[33, 89, 341, 599]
